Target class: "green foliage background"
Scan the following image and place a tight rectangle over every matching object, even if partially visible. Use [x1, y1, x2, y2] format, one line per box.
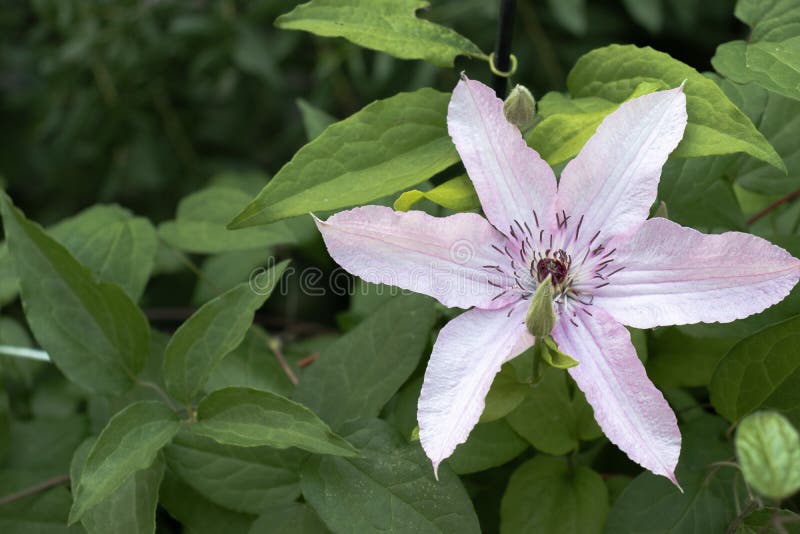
[1, 0, 800, 533]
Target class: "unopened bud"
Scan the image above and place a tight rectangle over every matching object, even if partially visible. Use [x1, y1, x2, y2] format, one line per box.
[525, 275, 556, 338]
[503, 84, 536, 129]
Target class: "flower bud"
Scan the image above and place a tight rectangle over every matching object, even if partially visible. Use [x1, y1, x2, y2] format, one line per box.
[503, 84, 536, 129]
[525, 275, 556, 338]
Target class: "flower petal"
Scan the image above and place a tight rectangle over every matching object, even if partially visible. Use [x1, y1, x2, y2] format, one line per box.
[552, 308, 681, 484]
[316, 205, 517, 309]
[592, 217, 800, 328]
[418, 303, 533, 475]
[556, 87, 687, 251]
[448, 76, 557, 240]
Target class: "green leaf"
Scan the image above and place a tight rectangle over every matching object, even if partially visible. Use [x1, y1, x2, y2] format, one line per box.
[563, 44, 785, 170]
[0, 471, 82, 534]
[159, 187, 297, 252]
[606, 415, 738, 533]
[500, 455, 608, 534]
[163, 260, 288, 403]
[229, 89, 458, 227]
[393, 175, 480, 212]
[447, 419, 528, 474]
[479, 362, 530, 423]
[70, 438, 165, 534]
[250, 503, 330, 534]
[193, 387, 360, 457]
[621, 0, 663, 33]
[164, 430, 301, 515]
[192, 249, 271, 305]
[275, 0, 486, 67]
[646, 327, 737, 388]
[541, 337, 579, 369]
[6, 414, 88, 475]
[547, 0, 587, 36]
[527, 81, 667, 166]
[506, 367, 601, 455]
[736, 508, 800, 534]
[49, 205, 158, 302]
[159, 470, 255, 534]
[712, 0, 800, 101]
[710, 315, 800, 427]
[0, 244, 18, 306]
[301, 419, 480, 533]
[658, 156, 746, 230]
[69, 401, 180, 523]
[297, 99, 336, 141]
[0, 193, 150, 394]
[293, 294, 435, 429]
[719, 78, 800, 196]
[205, 326, 293, 397]
[736, 411, 800, 499]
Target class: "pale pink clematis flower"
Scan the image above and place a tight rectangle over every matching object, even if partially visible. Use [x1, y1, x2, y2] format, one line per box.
[314, 75, 800, 484]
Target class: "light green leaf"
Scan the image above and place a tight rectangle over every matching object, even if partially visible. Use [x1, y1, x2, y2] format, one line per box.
[527, 81, 667, 165]
[293, 294, 435, 429]
[506, 367, 601, 455]
[541, 337, 579, 369]
[448, 419, 528, 474]
[229, 89, 458, 227]
[606, 415, 738, 533]
[70, 438, 165, 534]
[159, 187, 296, 253]
[301, 419, 480, 533]
[193, 387, 359, 457]
[275, 0, 486, 67]
[0, 193, 150, 394]
[49, 205, 158, 302]
[69, 401, 181, 523]
[164, 430, 301, 515]
[710, 315, 800, 427]
[205, 326, 293, 397]
[250, 504, 330, 534]
[562, 44, 784, 170]
[500, 456, 608, 534]
[394, 175, 480, 212]
[736, 411, 800, 499]
[159, 471, 255, 534]
[163, 261, 288, 403]
[297, 99, 336, 141]
[712, 0, 800, 101]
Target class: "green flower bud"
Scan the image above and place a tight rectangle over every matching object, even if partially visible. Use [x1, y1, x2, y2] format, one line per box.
[525, 275, 556, 338]
[503, 84, 536, 129]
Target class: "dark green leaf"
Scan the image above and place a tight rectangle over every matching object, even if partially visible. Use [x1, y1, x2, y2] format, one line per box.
[164, 430, 301, 515]
[0, 193, 151, 394]
[506, 367, 601, 455]
[297, 99, 336, 141]
[70, 438, 165, 534]
[480, 363, 530, 423]
[192, 249, 270, 305]
[249, 503, 330, 534]
[500, 455, 608, 534]
[229, 89, 458, 227]
[6, 415, 88, 475]
[605, 415, 738, 533]
[275, 0, 486, 67]
[0, 471, 81, 534]
[293, 294, 435, 429]
[69, 401, 180, 523]
[163, 261, 288, 403]
[159, 187, 297, 252]
[193, 387, 359, 457]
[301, 419, 480, 533]
[448, 419, 528, 474]
[646, 327, 736, 388]
[710, 315, 800, 427]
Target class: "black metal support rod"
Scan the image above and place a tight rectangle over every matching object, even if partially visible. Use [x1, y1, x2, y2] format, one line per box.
[492, 0, 517, 98]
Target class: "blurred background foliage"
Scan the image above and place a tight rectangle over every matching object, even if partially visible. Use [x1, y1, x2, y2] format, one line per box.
[0, 0, 739, 227]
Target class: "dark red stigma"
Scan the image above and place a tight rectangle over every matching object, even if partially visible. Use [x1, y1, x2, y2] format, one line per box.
[535, 251, 569, 284]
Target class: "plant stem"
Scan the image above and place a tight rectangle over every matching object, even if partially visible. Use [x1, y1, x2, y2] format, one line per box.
[492, 0, 517, 98]
[746, 187, 800, 225]
[136, 379, 180, 413]
[267, 337, 299, 386]
[0, 474, 70, 507]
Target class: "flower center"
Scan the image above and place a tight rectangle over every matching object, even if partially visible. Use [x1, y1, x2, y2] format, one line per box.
[534, 250, 569, 285]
